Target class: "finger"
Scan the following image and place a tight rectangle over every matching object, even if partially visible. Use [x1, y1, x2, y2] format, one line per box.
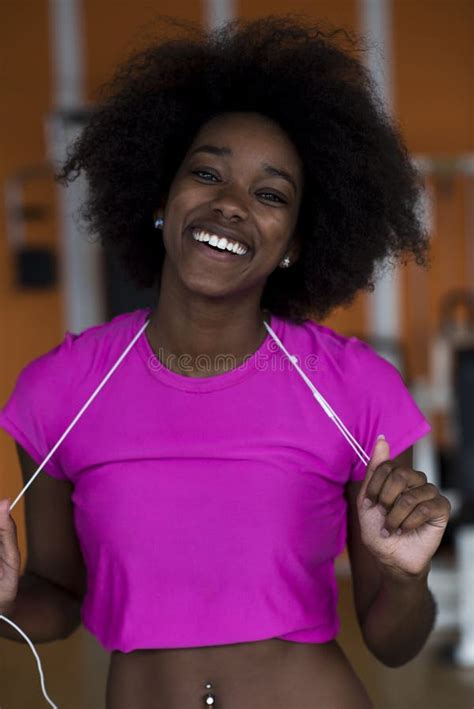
[359, 435, 391, 501]
[377, 468, 428, 510]
[0, 499, 19, 574]
[382, 483, 439, 534]
[391, 496, 452, 536]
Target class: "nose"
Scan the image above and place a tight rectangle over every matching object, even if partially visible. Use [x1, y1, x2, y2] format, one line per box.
[209, 185, 249, 221]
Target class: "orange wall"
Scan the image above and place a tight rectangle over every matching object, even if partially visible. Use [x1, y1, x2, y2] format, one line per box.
[394, 0, 473, 153]
[83, 0, 203, 100]
[0, 0, 62, 561]
[239, 0, 356, 26]
[395, 0, 474, 383]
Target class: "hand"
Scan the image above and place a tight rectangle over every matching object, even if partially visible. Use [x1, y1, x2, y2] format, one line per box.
[357, 437, 452, 579]
[0, 498, 21, 615]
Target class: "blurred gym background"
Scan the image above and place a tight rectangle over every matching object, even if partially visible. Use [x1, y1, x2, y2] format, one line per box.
[0, 0, 473, 706]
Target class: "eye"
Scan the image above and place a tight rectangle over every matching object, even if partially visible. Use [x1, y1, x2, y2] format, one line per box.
[191, 170, 287, 204]
[192, 170, 219, 181]
[259, 192, 286, 204]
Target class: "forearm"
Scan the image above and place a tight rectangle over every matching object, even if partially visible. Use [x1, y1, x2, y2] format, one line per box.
[0, 572, 82, 644]
[361, 566, 437, 667]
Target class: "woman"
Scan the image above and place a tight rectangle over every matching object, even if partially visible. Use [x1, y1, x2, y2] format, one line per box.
[0, 16, 451, 708]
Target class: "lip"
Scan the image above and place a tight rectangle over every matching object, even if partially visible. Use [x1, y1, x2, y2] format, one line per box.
[188, 222, 252, 251]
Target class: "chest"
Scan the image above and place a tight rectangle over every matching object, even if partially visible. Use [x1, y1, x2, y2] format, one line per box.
[64, 371, 356, 570]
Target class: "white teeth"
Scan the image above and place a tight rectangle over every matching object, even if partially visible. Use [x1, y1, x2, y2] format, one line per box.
[191, 228, 248, 255]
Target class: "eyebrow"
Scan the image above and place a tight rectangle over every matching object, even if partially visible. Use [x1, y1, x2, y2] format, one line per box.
[188, 144, 298, 193]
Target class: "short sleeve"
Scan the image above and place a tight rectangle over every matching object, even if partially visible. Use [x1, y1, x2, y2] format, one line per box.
[347, 337, 432, 482]
[0, 333, 76, 481]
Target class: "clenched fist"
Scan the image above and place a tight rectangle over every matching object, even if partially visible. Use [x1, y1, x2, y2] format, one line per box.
[357, 436, 451, 579]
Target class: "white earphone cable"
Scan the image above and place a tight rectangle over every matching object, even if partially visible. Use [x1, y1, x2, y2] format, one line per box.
[263, 321, 370, 465]
[9, 319, 150, 513]
[0, 614, 58, 708]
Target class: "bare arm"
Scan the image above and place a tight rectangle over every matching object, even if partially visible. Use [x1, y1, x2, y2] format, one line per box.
[345, 446, 438, 667]
[0, 443, 86, 643]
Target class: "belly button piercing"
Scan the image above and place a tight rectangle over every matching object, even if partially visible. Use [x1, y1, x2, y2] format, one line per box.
[203, 681, 216, 706]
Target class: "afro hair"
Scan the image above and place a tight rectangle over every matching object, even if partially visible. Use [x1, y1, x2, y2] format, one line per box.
[57, 14, 430, 324]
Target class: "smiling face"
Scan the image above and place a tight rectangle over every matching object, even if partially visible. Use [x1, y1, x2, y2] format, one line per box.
[156, 111, 304, 302]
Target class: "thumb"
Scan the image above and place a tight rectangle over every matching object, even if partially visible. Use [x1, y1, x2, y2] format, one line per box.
[359, 435, 391, 499]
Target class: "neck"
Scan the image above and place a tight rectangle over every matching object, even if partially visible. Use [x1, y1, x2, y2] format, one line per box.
[146, 280, 270, 377]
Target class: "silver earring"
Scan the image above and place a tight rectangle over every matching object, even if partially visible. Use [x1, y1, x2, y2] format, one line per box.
[279, 256, 291, 268]
[154, 216, 164, 230]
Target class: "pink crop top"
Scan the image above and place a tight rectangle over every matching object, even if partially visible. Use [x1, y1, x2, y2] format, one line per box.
[0, 308, 431, 652]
